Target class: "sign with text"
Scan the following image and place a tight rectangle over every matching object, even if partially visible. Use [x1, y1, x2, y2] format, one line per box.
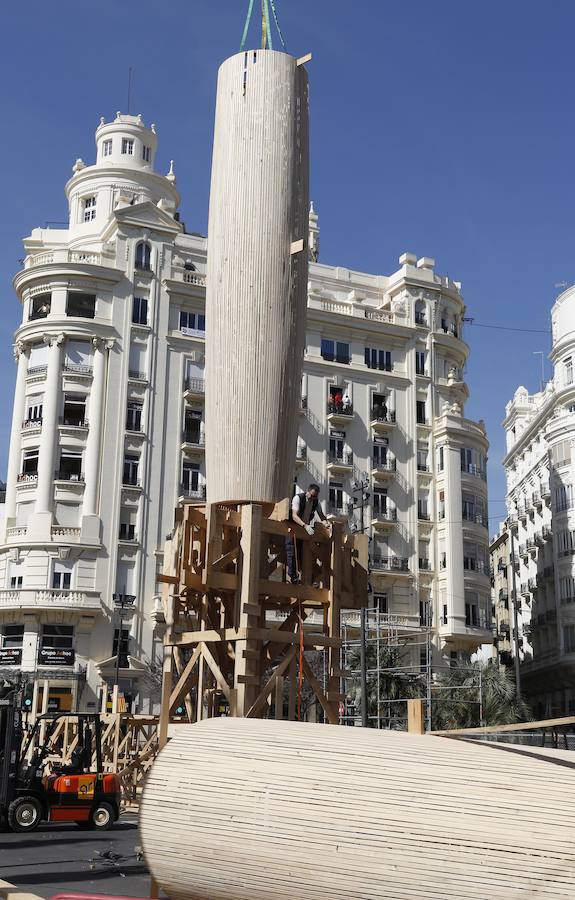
[37, 647, 75, 667]
[0, 647, 22, 666]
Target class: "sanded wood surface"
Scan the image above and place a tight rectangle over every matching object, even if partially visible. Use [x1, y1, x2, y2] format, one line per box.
[139, 718, 575, 899]
[205, 50, 309, 505]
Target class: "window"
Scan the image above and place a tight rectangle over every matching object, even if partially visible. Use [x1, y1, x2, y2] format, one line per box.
[438, 446, 444, 471]
[132, 296, 148, 325]
[39, 625, 74, 665]
[418, 497, 429, 520]
[184, 408, 202, 444]
[329, 481, 344, 513]
[129, 342, 147, 379]
[113, 628, 130, 667]
[142, 145, 151, 162]
[66, 291, 96, 318]
[182, 461, 200, 495]
[9, 563, 23, 589]
[52, 562, 73, 590]
[373, 488, 388, 517]
[415, 305, 426, 326]
[126, 400, 143, 432]
[122, 138, 134, 155]
[26, 395, 43, 423]
[119, 513, 137, 541]
[373, 438, 388, 468]
[123, 454, 140, 486]
[30, 293, 51, 321]
[321, 339, 350, 364]
[565, 357, 573, 386]
[21, 449, 39, 478]
[135, 241, 151, 270]
[416, 351, 426, 376]
[460, 447, 486, 478]
[180, 310, 206, 333]
[416, 400, 427, 424]
[62, 393, 86, 427]
[364, 348, 391, 371]
[438, 490, 445, 520]
[557, 530, 575, 558]
[555, 484, 573, 513]
[371, 593, 388, 614]
[564, 625, 575, 653]
[57, 451, 82, 481]
[419, 601, 431, 626]
[372, 393, 390, 421]
[463, 542, 487, 573]
[82, 196, 97, 222]
[417, 445, 428, 472]
[102, 139, 113, 157]
[65, 340, 92, 372]
[2, 625, 24, 649]
[329, 432, 345, 462]
[559, 577, 575, 605]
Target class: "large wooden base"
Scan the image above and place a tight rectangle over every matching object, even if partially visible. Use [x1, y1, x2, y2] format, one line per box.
[157, 501, 368, 738]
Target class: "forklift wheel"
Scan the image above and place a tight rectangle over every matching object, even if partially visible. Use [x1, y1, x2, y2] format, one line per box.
[7, 796, 43, 832]
[90, 801, 115, 830]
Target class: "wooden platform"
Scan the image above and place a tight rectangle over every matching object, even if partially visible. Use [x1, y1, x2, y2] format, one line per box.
[156, 500, 368, 739]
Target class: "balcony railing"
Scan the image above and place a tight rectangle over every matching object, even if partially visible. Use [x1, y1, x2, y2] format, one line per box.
[182, 271, 206, 286]
[180, 484, 207, 500]
[461, 463, 487, 481]
[184, 377, 205, 394]
[327, 402, 353, 416]
[59, 416, 89, 428]
[462, 511, 488, 527]
[327, 504, 349, 518]
[296, 447, 307, 462]
[182, 431, 206, 447]
[322, 353, 351, 365]
[128, 370, 147, 381]
[25, 249, 104, 268]
[417, 463, 430, 472]
[123, 477, 141, 488]
[371, 409, 396, 424]
[370, 556, 409, 573]
[327, 452, 353, 467]
[54, 470, 85, 483]
[542, 525, 552, 540]
[372, 459, 396, 473]
[63, 363, 93, 375]
[417, 510, 431, 521]
[541, 484, 551, 500]
[373, 508, 397, 523]
[119, 524, 137, 541]
[418, 558, 432, 571]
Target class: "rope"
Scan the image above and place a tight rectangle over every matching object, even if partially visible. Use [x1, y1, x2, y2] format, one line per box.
[269, 0, 287, 49]
[262, 0, 273, 50]
[240, 0, 256, 50]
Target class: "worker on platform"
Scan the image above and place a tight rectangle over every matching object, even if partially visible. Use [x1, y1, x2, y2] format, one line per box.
[286, 483, 330, 584]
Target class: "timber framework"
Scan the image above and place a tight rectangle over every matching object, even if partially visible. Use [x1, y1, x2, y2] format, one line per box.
[157, 500, 369, 738]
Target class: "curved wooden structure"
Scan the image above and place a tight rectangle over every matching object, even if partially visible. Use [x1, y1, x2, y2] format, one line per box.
[205, 50, 309, 505]
[140, 718, 575, 899]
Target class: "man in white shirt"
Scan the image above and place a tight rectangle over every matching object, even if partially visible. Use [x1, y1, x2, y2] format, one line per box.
[286, 484, 330, 584]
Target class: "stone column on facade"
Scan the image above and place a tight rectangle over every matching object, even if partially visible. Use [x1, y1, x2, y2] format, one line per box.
[444, 443, 465, 632]
[32, 333, 65, 537]
[4, 341, 30, 530]
[21, 614, 39, 673]
[81, 338, 111, 542]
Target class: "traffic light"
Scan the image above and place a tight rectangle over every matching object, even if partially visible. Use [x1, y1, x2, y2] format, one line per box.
[21, 683, 34, 712]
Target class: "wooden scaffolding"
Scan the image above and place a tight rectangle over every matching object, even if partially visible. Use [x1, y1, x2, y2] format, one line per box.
[157, 500, 369, 740]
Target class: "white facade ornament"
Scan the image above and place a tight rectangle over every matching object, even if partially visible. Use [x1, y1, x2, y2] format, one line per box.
[72, 158, 85, 174]
[42, 332, 66, 348]
[13, 340, 28, 360]
[391, 295, 407, 317]
[166, 160, 176, 184]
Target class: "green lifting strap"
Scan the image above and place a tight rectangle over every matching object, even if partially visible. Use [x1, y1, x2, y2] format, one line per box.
[262, 0, 273, 50]
[240, 0, 256, 51]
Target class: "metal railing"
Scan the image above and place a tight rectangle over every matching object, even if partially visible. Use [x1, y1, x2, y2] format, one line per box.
[372, 458, 396, 472]
[128, 370, 147, 381]
[182, 431, 206, 446]
[373, 508, 397, 523]
[180, 484, 207, 500]
[327, 401, 353, 415]
[59, 416, 89, 427]
[184, 377, 205, 394]
[63, 363, 93, 374]
[54, 470, 85, 482]
[370, 409, 396, 423]
[327, 452, 353, 466]
[370, 556, 409, 573]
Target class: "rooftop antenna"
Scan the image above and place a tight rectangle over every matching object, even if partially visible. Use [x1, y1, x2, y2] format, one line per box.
[127, 66, 133, 115]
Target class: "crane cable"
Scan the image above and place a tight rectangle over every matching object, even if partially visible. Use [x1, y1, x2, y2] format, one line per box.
[240, 0, 286, 51]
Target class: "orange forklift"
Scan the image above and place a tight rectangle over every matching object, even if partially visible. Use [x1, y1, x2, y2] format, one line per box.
[0, 692, 121, 832]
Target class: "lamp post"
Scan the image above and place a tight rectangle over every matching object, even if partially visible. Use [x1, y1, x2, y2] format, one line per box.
[112, 593, 136, 690]
[351, 476, 370, 728]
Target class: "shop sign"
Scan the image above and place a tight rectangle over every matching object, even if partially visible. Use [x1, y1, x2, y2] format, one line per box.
[37, 647, 75, 666]
[0, 647, 22, 666]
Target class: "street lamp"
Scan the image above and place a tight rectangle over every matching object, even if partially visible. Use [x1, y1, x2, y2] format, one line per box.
[112, 593, 136, 690]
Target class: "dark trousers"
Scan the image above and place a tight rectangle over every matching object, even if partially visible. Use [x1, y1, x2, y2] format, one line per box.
[285, 535, 303, 580]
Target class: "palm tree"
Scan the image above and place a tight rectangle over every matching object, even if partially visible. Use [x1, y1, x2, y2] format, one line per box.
[346, 641, 424, 728]
[431, 661, 530, 731]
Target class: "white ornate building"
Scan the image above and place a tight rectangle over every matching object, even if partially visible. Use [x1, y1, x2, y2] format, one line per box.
[503, 287, 575, 716]
[0, 113, 490, 712]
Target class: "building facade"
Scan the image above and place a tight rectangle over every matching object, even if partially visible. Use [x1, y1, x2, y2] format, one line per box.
[489, 527, 513, 667]
[503, 286, 575, 716]
[0, 113, 491, 713]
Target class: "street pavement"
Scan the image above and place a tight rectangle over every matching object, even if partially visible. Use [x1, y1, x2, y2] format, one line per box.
[0, 814, 158, 899]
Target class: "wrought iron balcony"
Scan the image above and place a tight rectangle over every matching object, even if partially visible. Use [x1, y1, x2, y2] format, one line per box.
[370, 556, 409, 573]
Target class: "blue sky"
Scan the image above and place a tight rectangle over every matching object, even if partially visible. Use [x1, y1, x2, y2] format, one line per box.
[1, 0, 572, 530]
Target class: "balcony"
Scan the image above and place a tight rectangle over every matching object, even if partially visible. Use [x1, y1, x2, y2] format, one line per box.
[21, 418, 42, 434]
[63, 363, 93, 376]
[299, 396, 308, 414]
[181, 432, 206, 453]
[50, 526, 81, 542]
[518, 543, 528, 558]
[542, 525, 552, 541]
[461, 463, 487, 482]
[532, 491, 542, 509]
[327, 505, 349, 523]
[370, 409, 396, 433]
[119, 524, 137, 542]
[128, 369, 147, 382]
[520, 582, 529, 597]
[525, 537, 536, 552]
[295, 447, 307, 466]
[528, 577, 537, 592]
[122, 477, 142, 489]
[54, 470, 85, 484]
[327, 401, 354, 425]
[371, 508, 397, 529]
[418, 558, 433, 572]
[499, 590, 509, 604]
[327, 452, 353, 474]
[180, 326, 205, 339]
[541, 483, 551, 502]
[370, 556, 410, 574]
[0, 588, 101, 611]
[24, 249, 105, 269]
[183, 377, 205, 400]
[517, 504, 527, 522]
[508, 512, 518, 528]
[182, 271, 206, 287]
[534, 531, 544, 546]
[417, 463, 431, 474]
[59, 416, 89, 431]
[179, 484, 206, 501]
[372, 459, 396, 480]
[462, 511, 488, 528]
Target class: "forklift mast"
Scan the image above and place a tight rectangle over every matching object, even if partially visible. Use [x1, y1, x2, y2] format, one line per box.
[0, 697, 25, 812]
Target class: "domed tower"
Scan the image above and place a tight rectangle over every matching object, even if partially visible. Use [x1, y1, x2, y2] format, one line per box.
[2, 113, 188, 713]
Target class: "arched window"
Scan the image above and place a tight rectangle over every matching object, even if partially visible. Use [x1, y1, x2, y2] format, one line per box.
[135, 241, 151, 271]
[184, 261, 196, 272]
